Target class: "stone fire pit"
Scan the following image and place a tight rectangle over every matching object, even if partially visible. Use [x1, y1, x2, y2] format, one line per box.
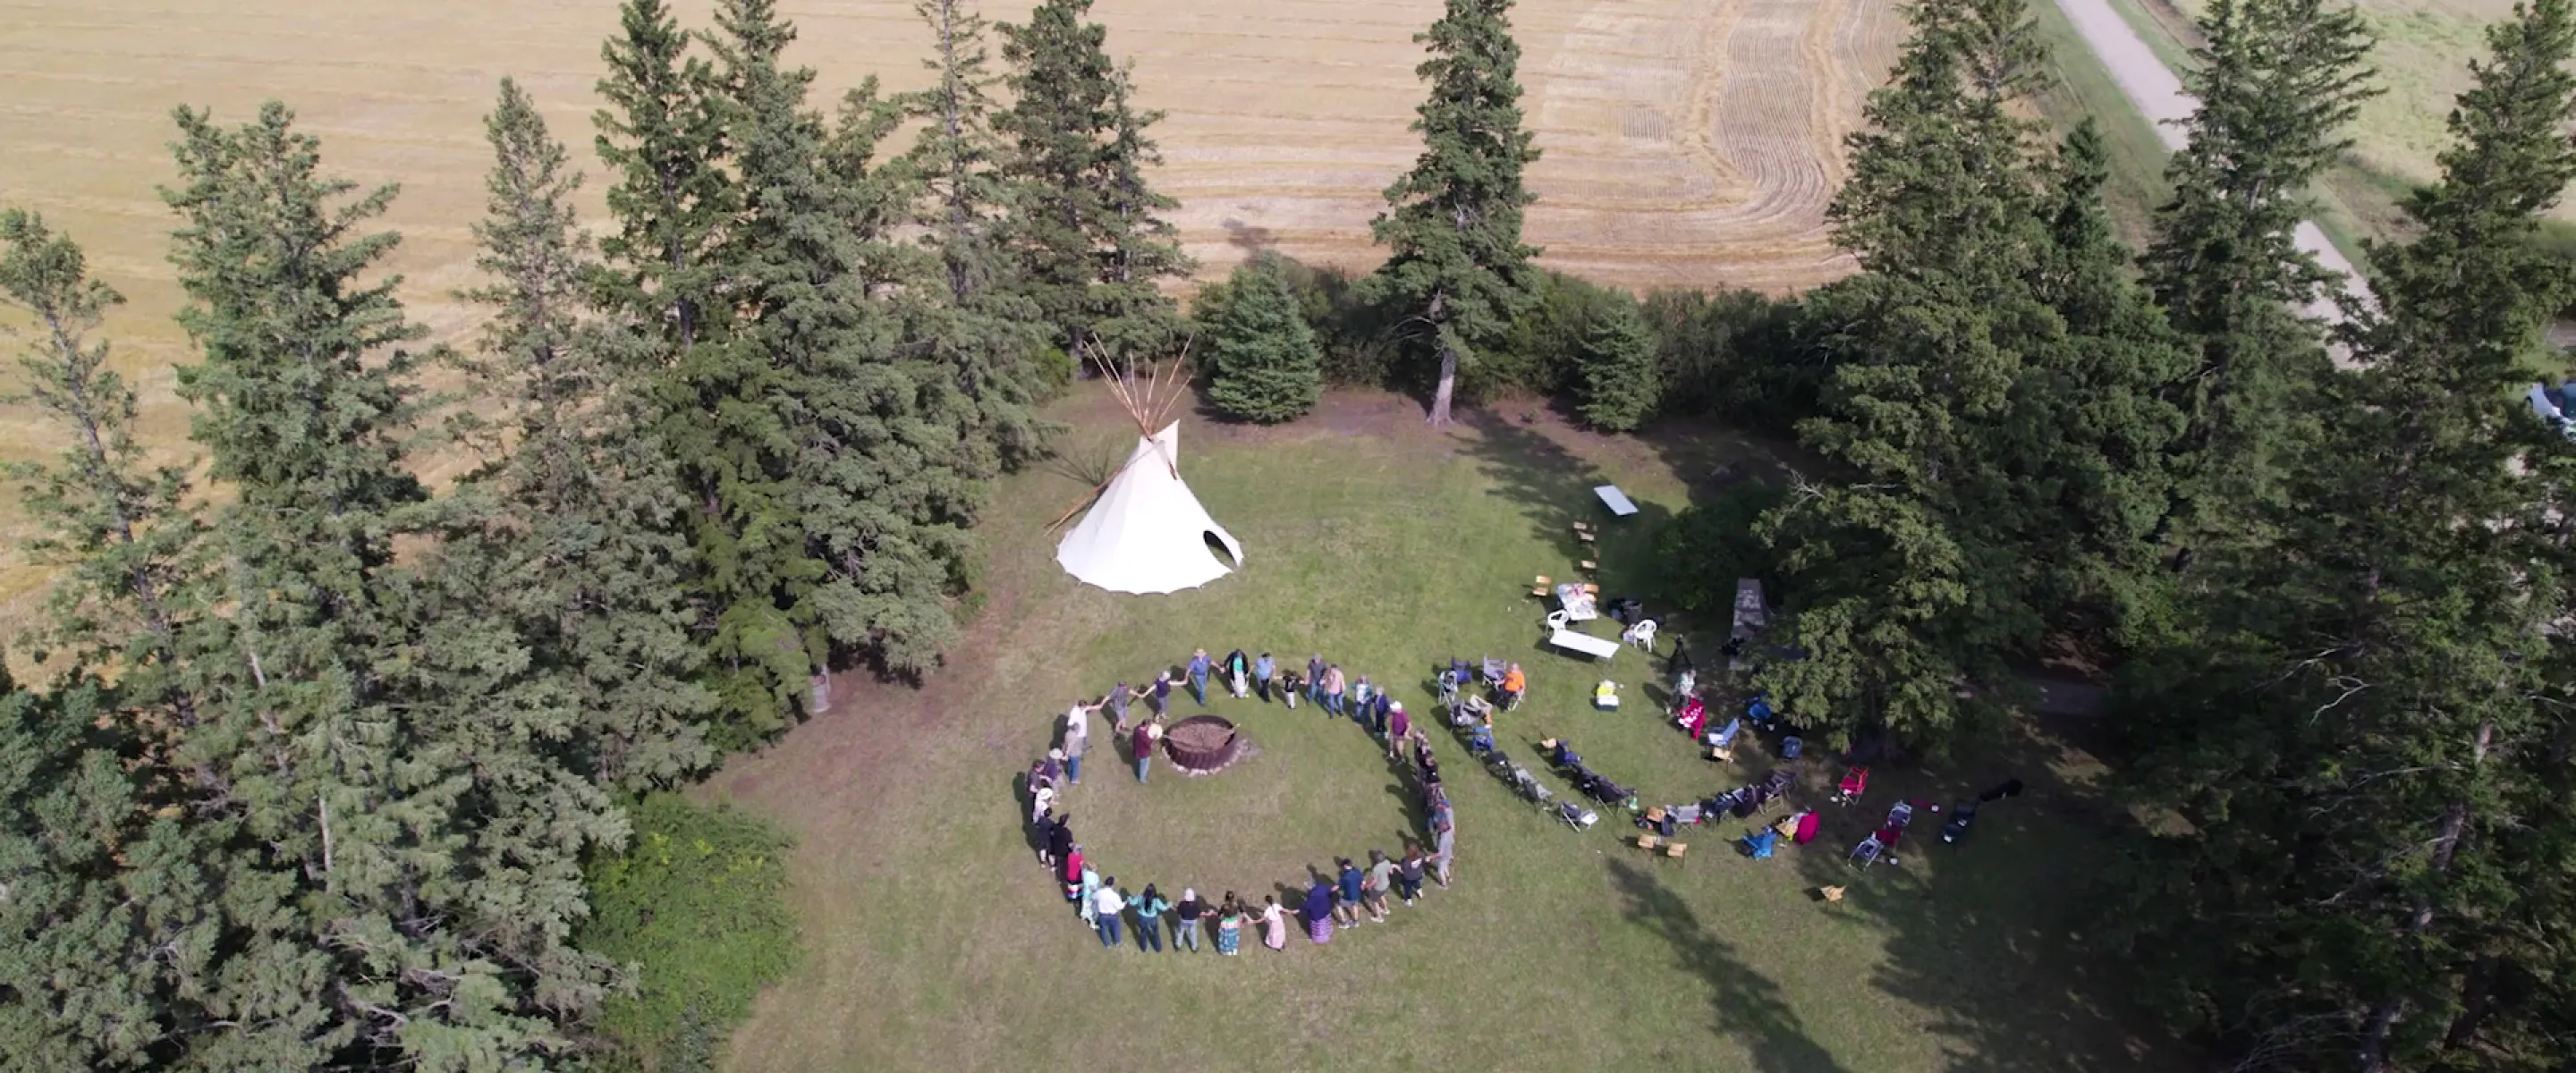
[1163, 715, 1245, 774]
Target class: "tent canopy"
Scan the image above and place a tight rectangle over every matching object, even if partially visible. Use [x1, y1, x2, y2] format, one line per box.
[1055, 422, 1243, 595]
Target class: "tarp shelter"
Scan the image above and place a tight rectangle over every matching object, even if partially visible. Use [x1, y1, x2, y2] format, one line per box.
[1056, 422, 1245, 595]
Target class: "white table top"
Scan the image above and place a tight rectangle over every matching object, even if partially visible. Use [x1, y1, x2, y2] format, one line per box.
[1594, 485, 1640, 517]
[1548, 628, 1622, 659]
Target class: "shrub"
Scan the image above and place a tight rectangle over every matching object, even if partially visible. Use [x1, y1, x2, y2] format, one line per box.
[1488, 270, 1623, 397]
[578, 794, 800, 1073]
[1654, 479, 1789, 615]
[1573, 296, 1662, 432]
[1199, 260, 1324, 422]
[1641, 287, 1818, 435]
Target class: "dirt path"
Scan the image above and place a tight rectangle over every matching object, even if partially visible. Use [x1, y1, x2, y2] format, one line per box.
[2047, 0, 2364, 329]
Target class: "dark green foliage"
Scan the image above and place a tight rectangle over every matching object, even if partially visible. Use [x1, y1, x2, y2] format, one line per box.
[1491, 270, 1622, 396]
[0, 210, 205, 711]
[2111, 3, 2576, 1068]
[577, 794, 799, 1073]
[710, 0, 1001, 688]
[903, 0, 1060, 468]
[2143, 0, 2377, 550]
[1200, 258, 1324, 422]
[1365, 0, 1542, 425]
[1642, 287, 1811, 431]
[436, 78, 716, 790]
[159, 101, 618, 1067]
[1572, 295, 1661, 432]
[1752, 0, 2189, 748]
[996, 0, 1191, 361]
[1654, 481, 1788, 615]
[594, 0, 733, 350]
[1752, 0, 2053, 748]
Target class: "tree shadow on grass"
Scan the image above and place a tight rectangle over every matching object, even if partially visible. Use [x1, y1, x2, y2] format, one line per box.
[1606, 858, 1856, 1073]
[1783, 720, 2182, 1072]
[1454, 407, 1685, 632]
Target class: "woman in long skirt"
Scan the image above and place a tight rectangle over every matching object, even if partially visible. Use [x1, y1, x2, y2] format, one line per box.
[1215, 893, 1244, 956]
[1301, 878, 1337, 945]
[1258, 895, 1288, 951]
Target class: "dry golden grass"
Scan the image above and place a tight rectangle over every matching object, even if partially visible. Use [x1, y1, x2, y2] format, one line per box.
[0, 0, 1904, 630]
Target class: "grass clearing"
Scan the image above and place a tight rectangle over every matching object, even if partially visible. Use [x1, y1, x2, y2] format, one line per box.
[703, 390, 2182, 1073]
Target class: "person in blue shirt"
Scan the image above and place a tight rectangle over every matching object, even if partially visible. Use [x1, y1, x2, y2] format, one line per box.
[1187, 649, 1212, 706]
[1131, 883, 1174, 952]
[1253, 653, 1276, 703]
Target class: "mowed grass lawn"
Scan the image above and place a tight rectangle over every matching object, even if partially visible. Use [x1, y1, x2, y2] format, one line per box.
[705, 391, 2182, 1073]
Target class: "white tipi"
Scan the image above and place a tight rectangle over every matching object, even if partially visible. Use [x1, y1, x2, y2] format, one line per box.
[1056, 422, 1243, 594]
[1052, 356, 1244, 595]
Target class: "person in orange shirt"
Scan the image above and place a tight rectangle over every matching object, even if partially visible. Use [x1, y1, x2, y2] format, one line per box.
[1500, 663, 1527, 710]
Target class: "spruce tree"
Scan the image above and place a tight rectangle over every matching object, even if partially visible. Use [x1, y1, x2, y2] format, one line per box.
[997, 0, 1191, 361]
[594, 0, 733, 350]
[0, 215, 224, 1071]
[2142, 0, 2377, 552]
[1364, 0, 1541, 427]
[160, 102, 611, 1065]
[2114, 3, 2576, 1066]
[0, 210, 205, 724]
[904, 0, 1055, 469]
[1201, 258, 1324, 422]
[711, 0, 996, 683]
[1976, 122, 2192, 646]
[1572, 295, 1660, 433]
[1750, 0, 2051, 746]
[436, 78, 716, 789]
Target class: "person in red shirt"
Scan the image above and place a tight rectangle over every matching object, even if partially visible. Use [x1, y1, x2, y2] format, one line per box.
[1132, 718, 1163, 783]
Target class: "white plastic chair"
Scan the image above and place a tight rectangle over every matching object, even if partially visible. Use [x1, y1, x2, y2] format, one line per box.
[1626, 619, 1658, 651]
[1544, 609, 1572, 632]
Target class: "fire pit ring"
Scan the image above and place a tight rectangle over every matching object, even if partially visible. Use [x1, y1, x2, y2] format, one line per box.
[1163, 715, 1245, 774]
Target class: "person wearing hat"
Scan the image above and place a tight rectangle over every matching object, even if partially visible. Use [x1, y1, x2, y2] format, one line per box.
[1173, 888, 1208, 952]
[1385, 701, 1411, 759]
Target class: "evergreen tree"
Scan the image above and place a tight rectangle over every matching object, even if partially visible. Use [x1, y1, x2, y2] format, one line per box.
[2142, 0, 2377, 552]
[2114, 3, 2576, 1066]
[594, 0, 733, 350]
[1363, 0, 1541, 426]
[1975, 122, 2193, 646]
[1572, 295, 1660, 433]
[0, 210, 206, 732]
[1751, 0, 2051, 746]
[0, 215, 224, 1072]
[436, 78, 716, 789]
[903, 0, 1056, 470]
[997, 0, 1191, 361]
[1201, 257, 1324, 422]
[711, 0, 996, 685]
[159, 102, 612, 1066]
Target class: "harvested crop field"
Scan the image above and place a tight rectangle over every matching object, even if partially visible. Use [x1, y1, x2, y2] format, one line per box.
[0, 0, 1902, 625]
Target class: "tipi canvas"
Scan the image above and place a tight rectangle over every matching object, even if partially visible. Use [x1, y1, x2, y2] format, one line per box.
[1056, 422, 1244, 594]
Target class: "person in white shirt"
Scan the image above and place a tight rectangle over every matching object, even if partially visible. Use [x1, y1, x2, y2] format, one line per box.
[1091, 879, 1128, 950]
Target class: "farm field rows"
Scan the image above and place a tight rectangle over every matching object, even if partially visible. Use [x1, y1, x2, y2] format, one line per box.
[0, 0, 1903, 629]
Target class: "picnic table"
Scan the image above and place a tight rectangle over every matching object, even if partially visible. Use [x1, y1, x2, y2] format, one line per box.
[1729, 579, 1767, 672]
[1594, 485, 1640, 517]
[1554, 583, 1598, 621]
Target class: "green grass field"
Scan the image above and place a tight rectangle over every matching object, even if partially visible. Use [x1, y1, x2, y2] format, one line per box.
[700, 390, 2181, 1072]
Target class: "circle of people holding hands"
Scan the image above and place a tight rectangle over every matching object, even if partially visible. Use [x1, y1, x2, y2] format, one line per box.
[1024, 647, 1496, 953]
